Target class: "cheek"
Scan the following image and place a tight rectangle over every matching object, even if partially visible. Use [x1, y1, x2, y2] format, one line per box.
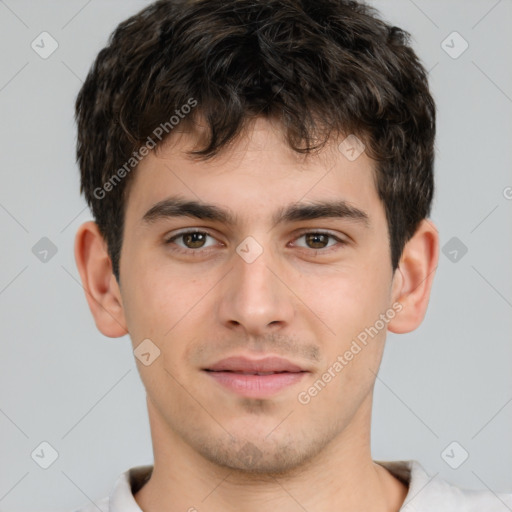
[301, 269, 392, 389]
[120, 255, 176, 343]
[309, 265, 389, 326]
[121, 256, 217, 366]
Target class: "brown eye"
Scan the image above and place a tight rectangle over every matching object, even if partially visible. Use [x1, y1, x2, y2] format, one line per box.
[165, 230, 217, 252]
[293, 231, 344, 251]
[304, 233, 330, 249]
[182, 232, 208, 248]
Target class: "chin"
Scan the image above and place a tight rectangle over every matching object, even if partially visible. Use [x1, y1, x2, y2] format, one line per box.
[193, 431, 326, 477]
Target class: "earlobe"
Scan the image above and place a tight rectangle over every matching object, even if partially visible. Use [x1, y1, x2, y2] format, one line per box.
[74, 221, 128, 338]
[387, 219, 439, 334]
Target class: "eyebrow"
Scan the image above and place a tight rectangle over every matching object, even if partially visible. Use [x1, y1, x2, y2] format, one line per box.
[141, 195, 370, 228]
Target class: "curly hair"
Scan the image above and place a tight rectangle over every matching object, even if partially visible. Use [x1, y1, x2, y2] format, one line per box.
[75, 0, 436, 281]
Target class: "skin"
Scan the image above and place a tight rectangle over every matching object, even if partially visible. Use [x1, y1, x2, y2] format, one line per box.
[75, 116, 438, 512]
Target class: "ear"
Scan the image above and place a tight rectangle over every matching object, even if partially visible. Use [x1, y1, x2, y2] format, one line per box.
[74, 221, 128, 338]
[387, 219, 439, 334]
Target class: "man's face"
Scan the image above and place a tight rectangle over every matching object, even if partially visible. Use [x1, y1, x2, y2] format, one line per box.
[118, 117, 401, 474]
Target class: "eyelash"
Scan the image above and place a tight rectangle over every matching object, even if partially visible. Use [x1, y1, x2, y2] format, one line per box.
[164, 229, 347, 256]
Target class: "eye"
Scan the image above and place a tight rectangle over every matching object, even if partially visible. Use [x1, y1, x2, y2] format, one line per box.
[292, 231, 346, 252]
[165, 229, 218, 252]
[164, 229, 347, 256]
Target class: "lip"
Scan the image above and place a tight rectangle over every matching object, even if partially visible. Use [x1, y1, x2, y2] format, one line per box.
[206, 355, 306, 373]
[204, 355, 308, 398]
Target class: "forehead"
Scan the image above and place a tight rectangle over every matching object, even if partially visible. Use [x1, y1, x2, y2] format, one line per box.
[124, 117, 383, 228]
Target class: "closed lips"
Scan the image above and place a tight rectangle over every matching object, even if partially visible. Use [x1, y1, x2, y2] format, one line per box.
[204, 355, 309, 398]
[204, 356, 307, 374]
[208, 371, 294, 375]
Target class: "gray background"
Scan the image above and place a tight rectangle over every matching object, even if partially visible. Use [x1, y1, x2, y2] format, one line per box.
[0, 0, 511, 510]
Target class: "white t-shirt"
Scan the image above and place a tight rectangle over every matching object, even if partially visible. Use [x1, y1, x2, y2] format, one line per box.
[73, 459, 512, 511]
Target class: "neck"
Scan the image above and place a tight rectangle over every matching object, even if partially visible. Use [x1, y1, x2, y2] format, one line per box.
[134, 394, 408, 512]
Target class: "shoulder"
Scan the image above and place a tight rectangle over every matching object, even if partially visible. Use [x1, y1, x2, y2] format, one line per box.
[376, 459, 512, 512]
[70, 465, 153, 512]
[413, 472, 512, 512]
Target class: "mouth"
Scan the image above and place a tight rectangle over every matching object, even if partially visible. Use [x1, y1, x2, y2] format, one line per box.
[203, 356, 308, 398]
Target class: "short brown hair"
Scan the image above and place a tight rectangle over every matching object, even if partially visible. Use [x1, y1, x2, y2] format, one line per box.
[75, 0, 436, 281]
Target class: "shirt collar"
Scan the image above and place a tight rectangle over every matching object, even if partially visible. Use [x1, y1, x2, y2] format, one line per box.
[109, 460, 428, 512]
[109, 465, 152, 512]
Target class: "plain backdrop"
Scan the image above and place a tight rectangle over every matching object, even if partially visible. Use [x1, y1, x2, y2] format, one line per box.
[0, 1, 511, 510]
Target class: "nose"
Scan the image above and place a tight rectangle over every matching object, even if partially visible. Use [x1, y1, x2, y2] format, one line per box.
[217, 240, 295, 336]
